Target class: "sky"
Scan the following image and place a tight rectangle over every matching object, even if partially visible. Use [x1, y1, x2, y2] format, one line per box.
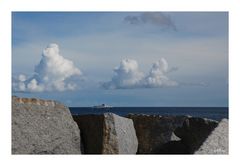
[12, 12, 228, 107]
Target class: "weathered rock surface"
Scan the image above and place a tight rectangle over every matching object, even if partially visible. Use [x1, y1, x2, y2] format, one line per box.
[174, 117, 218, 153]
[195, 119, 228, 154]
[12, 96, 81, 154]
[73, 113, 138, 154]
[127, 114, 188, 154]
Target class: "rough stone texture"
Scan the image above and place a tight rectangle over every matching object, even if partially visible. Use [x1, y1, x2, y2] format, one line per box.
[195, 119, 228, 154]
[174, 117, 218, 153]
[12, 96, 81, 154]
[73, 113, 138, 154]
[127, 114, 188, 154]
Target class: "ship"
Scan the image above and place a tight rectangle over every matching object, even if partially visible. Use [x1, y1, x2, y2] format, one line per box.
[93, 104, 113, 109]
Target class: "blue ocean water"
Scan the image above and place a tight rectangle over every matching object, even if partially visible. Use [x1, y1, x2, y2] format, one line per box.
[69, 107, 228, 121]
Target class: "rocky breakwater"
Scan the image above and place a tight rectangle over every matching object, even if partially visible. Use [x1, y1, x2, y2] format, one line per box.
[12, 96, 81, 154]
[127, 114, 188, 154]
[12, 97, 228, 155]
[174, 117, 219, 154]
[127, 114, 228, 154]
[72, 113, 138, 154]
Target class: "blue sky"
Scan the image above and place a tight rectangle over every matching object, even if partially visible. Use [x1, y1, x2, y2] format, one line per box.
[12, 12, 228, 107]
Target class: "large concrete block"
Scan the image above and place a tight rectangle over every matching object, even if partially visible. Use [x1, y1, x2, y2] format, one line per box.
[127, 114, 187, 154]
[12, 96, 81, 154]
[195, 119, 228, 154]
[73, 113, 138, 154]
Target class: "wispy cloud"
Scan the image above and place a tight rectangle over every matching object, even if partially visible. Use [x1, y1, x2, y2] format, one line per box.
[124, 12, 177, 31]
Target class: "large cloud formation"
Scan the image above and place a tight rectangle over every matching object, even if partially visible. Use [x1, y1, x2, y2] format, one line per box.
[102, 58, 178, 89]
[13, 43, 82, 92]
[124, 12, 177, 31]
[102, 59, 144, 89]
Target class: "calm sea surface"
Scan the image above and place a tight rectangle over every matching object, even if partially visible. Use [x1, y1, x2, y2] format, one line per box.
[69, 107, 228, 121]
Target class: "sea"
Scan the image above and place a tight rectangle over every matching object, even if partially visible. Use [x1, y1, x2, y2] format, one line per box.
[69, 107, 228, 121]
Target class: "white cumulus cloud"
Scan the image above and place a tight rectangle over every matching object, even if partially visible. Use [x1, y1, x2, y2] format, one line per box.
[143, 58, 178, 88]
[102, 59, 144, 89]
[102, 58, 178, 89]
[13, 43, 82, 92]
